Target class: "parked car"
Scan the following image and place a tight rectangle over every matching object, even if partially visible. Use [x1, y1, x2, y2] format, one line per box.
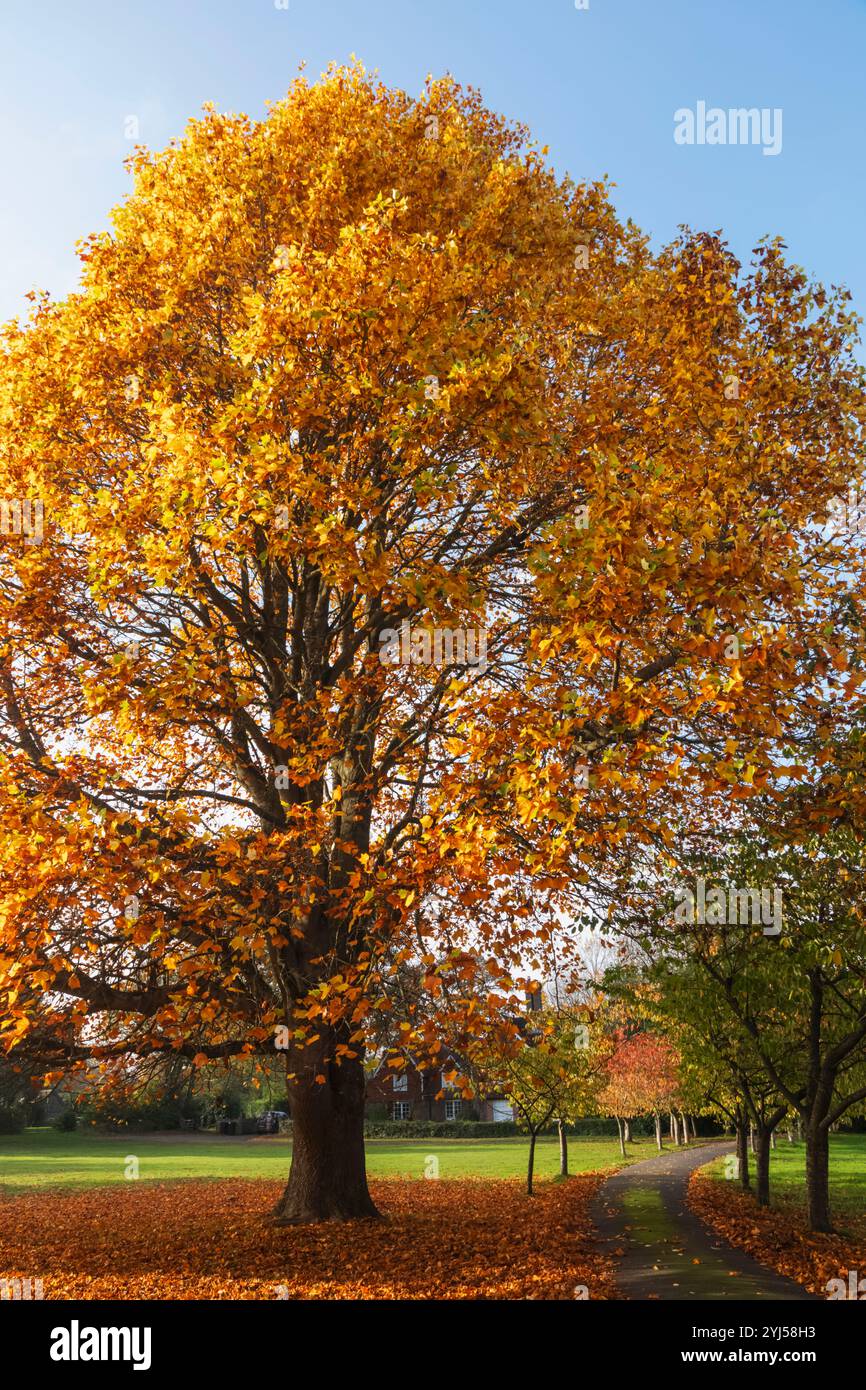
[256, 1110, 290, 1134]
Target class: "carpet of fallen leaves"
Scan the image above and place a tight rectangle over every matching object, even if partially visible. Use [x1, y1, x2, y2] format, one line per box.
[688, 1170, 866, 1298]
[0, 1176, 615, 1300]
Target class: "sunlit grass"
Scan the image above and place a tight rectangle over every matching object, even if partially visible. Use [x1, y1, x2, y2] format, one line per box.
[703, 1134, 866, 1238]
[0, 1126, 684, 1192]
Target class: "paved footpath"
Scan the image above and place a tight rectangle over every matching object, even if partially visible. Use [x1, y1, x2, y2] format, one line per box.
[591, 1141, 815, 1301]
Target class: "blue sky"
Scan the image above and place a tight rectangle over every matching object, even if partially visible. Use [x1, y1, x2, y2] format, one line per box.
[1, 0, 863, 345]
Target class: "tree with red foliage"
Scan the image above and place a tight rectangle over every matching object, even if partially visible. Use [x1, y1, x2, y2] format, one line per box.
[601, 1032, 680, 1153]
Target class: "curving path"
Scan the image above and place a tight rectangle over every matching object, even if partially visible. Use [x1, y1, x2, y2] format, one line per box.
[591, 1141, 814, 1301]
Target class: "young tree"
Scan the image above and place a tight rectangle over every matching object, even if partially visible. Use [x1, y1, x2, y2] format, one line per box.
[548, 1004, 610, 1176]
[479, 1007, 605, 1194]
[601, 1031, 679, 1152]
[1, 63, 862, 1223]
[599, 1063, 636, 1159]
[639, 1035, 680, 1151]
[495, 1044, 560, 1197]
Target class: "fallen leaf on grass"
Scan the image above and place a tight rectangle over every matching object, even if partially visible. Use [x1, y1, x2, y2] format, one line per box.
[0, 1176, 618, 1302]
[688, 1171, 866, 1298]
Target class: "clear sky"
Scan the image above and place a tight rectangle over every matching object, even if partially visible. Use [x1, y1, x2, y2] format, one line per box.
[0, 0, 863, 346]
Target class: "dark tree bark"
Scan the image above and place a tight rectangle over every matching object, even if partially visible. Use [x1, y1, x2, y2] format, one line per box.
[736, 1117, 750, 1191]
[527, 1128, 539, 1195]
[558, 1118, 569, 1177]
[271, 1050, 379, 1224]
[754, 1124, 772, 1207]
[805, 1121, 832, 1234]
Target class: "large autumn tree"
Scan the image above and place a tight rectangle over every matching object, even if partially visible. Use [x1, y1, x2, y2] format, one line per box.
[0, 63, 862, 1222]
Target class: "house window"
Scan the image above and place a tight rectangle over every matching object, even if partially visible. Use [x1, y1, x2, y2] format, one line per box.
[393, 1102, 411, 1121]
[445, 1098, 462, 1121]
[392, 1074, 408, 1092]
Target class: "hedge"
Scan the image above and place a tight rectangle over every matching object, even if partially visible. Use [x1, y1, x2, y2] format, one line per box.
[362, 1117, 659, 1140]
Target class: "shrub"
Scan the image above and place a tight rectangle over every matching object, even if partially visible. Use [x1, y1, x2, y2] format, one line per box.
[78, 1094, 205, 1132]
[0, 1104, 25, 1134]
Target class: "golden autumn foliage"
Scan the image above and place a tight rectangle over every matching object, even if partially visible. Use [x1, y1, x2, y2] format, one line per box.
[0, 61, 863, 1218]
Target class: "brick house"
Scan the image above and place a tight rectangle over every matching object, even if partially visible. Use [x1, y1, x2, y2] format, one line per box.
[365, 1053, 514, 1123]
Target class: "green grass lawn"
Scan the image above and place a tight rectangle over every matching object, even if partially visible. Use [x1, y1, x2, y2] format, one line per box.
[703, 1134, 866, 1236]
[0, 1127, 685, 1193]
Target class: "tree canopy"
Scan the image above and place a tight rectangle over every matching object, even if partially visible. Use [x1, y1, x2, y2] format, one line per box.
[1, 62, 863, 1220]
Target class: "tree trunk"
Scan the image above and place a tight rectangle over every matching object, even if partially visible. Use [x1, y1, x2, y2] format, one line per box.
[654, 1113, 662, 1151]
[755, 1125, 772, 1207]
[624, 1118, 631, 1143]
[558, 1118, 569, 1177]
[804, 1121, 833, 1233]
[615, 1115, 626, 1159]
[749, 1122, 756, 1155]
[736, 1120, 750, 1191]
[527, 1129, 538, 1195]
[271, 1053, 379, 1225]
